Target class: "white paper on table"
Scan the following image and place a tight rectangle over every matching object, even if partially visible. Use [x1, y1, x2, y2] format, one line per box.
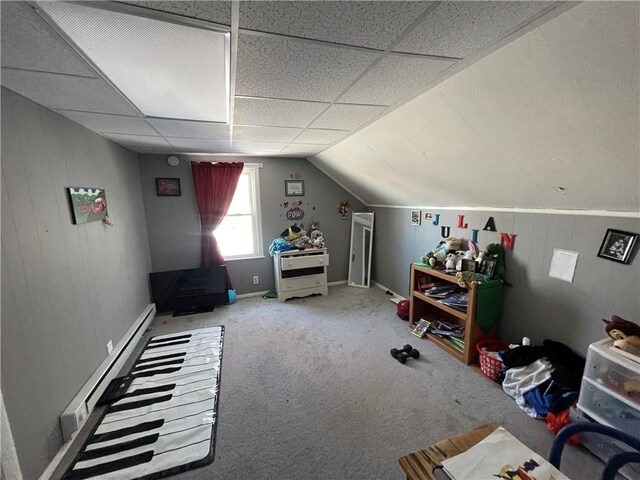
[549, 248, 579, 282]
[442, 426, 570, 480]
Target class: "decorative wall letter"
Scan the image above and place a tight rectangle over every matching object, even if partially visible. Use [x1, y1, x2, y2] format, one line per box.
[471, 229, 479, 243]
[441, 226, 451, 238]
[483, 217, 497, 232]
[500, 233, 517, 250]
[432, 214, 440, 226]
[457, 215, 468, 229]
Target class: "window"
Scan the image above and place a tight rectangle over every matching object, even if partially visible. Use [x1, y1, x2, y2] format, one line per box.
[214, 165, 263, 260]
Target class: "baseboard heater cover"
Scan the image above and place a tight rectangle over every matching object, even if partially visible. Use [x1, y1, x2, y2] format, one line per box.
[60, 304, 156, 442]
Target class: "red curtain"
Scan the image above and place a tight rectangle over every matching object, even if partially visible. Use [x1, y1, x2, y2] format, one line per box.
[191, 161, 244, 269]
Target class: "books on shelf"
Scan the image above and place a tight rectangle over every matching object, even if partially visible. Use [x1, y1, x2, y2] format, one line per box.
[411, 319, 431, 338]
[441, 426, 568, 480]
[439, 291, 469, 312]
[424, 285, 457, 298]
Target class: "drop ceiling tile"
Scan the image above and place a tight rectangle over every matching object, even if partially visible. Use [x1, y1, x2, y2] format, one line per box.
[167, 137, 230, 153]
[0, 2, 96, 77]
[102, 133, 171, 148]
[280, 144, 325, 157]
[236, 34, 379, 102]
[239, 1, 429, 50]
[231, 141, 287, 153]
[120, 1, 232, 26]
[234, 97, 329, 128]
[233, 125, 302, 143]
[294, 129, 348, 145]
[0, 68, 138, 115]
[147, 119, 229, 140]
[394, 1, 554, 58]
[56, 111, 155, 136]
[310, 104, 387, 130]
[338, 56, 456, 105]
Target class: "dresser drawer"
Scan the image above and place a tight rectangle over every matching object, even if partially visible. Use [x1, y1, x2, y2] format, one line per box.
[578, 377, 640, 436]
[280, 274, 326, 292]
[281, 253, 329, 271]
[585, 343, 640, 407]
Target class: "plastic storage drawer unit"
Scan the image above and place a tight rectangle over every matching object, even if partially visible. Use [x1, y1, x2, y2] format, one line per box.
[584, 338, 640, 407]
[578, 377, 640, 437]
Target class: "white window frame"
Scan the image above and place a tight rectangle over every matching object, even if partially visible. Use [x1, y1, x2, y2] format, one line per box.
[216, 164, 263, 261]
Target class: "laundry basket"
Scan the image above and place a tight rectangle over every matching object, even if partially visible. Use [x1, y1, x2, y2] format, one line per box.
[476, 339, 509, 382]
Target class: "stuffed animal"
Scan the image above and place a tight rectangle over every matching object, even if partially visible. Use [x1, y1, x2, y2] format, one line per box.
[603, 315, 640, 353]
[420, 252, 436, 266]
[445, 253, 457, 270]
[310, 221, 320, 233]
[291, 229, 310, 249]
[475, 251, 486, 270]
[280, 225, 301, 241]
[463, 240, 477, 260]
[429, 237, 462, 264]
[455, 251, 466, 271]
[310, 229, 325, 248]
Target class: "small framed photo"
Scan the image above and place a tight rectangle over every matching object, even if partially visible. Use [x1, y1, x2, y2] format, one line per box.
[597, 228, 638, 264]
[156, 178, 181, 196]
[481, 255, 498, 278]
[461, 259, 478, 273]
[285, 180, 304, 197]
[411, 210, 421, 226]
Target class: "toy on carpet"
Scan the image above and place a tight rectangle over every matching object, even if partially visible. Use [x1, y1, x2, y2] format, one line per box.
[227, 289, 237, 304]
[390, 344, 420, 364]
[603, 315, 640, 354]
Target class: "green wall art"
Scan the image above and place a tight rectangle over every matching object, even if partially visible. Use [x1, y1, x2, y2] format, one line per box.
[67, 187, 108, 224]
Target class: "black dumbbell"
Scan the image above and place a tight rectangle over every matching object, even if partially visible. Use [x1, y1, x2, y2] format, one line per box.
[390, 344, 420, 364]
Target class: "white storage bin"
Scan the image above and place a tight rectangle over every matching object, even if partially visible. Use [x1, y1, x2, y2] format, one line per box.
[578, 377, 640, 437]
[585, 338, 640, 407]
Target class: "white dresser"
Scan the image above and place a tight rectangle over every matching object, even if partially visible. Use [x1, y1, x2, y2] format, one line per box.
[574, 338, 640, 479]
[273, 248, 329, 302]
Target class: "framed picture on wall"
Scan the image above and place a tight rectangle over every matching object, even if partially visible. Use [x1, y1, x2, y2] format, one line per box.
[156, 178, 181, 196]
[411, 210, 421, 226]
[285, 180, 304, 197]
[597, 228, 638, 264]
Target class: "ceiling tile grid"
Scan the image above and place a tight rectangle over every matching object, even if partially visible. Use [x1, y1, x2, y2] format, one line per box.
[103, 133, 171, 148]
[167, 137, 231, 152]
[234, 97, 329, 128]
[239, 1, 430, 50]
[294, 129, 348, 145]
[235, 34, 380, 102]
[147, 119, 229, 140]
[232, 125, 303, 143]
[310, 104, 388, 131]
[0, 68, 139, 116]
[119, 1, 232, 26]
[393, 1, 555, 58]
[231, 141, 288, 153]
[338, 55, 457, 106]
[56, 110, 156, 136]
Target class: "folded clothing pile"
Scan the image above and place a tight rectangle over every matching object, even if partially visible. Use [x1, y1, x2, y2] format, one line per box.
[501, 340, 585, 419]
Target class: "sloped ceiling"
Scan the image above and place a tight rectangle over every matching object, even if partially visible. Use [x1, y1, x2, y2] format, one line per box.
[1, 0, 565, 156]
[311, 1, 640, 213]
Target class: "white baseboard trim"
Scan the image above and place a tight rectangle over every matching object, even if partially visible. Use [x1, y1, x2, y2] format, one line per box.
[328, 280, 347, 286]
[372, 281, 406, 301]
[236, 290, 269, 299]
[41, 304, 156, 480]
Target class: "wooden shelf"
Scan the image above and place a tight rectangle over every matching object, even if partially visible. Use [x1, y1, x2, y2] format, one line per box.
[408, 263, 502, 365]
[412, 291, 467, 321]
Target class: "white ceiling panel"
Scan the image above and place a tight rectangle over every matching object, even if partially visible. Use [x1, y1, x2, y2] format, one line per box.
[167, 137, 230, 153]
[0, 68, 138, 115]
[120, 1, 232, 26]
[236, 34, 379, 102]
[280, 144, 325, 157]
[294, 129, 348, 145]
[339, 56, 456, 105]
[233, 125, 302, 143]
[394, 1, 554, 58]
[148, 119, 229, 140]
[103, 133, 171, 148]
[231, 141, 287, 153]
[234, 97, 329, 128]
[310, 104, 387, 130]
[239, 1, 429, 50]
[1, 2, 96, 77]
[56, 110, 156, 136]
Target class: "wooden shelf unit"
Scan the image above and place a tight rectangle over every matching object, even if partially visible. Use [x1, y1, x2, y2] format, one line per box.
[409, 264, 502, 365]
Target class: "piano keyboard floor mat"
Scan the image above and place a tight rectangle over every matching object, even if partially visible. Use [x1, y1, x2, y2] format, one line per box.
[64, 326, 225, 480]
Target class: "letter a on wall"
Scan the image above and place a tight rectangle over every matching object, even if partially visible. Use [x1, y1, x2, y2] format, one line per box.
[483, 217, 497, 232]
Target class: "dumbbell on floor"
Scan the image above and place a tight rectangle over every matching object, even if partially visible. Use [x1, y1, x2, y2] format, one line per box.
[390, 344, 420, 364]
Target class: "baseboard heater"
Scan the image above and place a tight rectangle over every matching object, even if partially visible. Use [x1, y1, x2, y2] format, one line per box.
[59, 303, 156, 442]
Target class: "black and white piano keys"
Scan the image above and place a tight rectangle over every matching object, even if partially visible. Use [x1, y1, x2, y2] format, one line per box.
[66, 326, 224, 480]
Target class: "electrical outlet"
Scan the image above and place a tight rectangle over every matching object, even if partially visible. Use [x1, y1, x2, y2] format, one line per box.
[107, 340, 113, 354]
[253, 275, 259, 284]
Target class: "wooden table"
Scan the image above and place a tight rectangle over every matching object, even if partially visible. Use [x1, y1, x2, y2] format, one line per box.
[398, 422, 500, 480]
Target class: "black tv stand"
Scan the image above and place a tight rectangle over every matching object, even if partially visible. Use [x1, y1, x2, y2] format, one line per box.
[172, 305, 215, 317]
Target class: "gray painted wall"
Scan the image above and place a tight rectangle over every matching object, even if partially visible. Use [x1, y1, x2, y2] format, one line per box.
[1, 88, 152, 479]
[371, 207, 640, 355]
[138, 155, 363, 294]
